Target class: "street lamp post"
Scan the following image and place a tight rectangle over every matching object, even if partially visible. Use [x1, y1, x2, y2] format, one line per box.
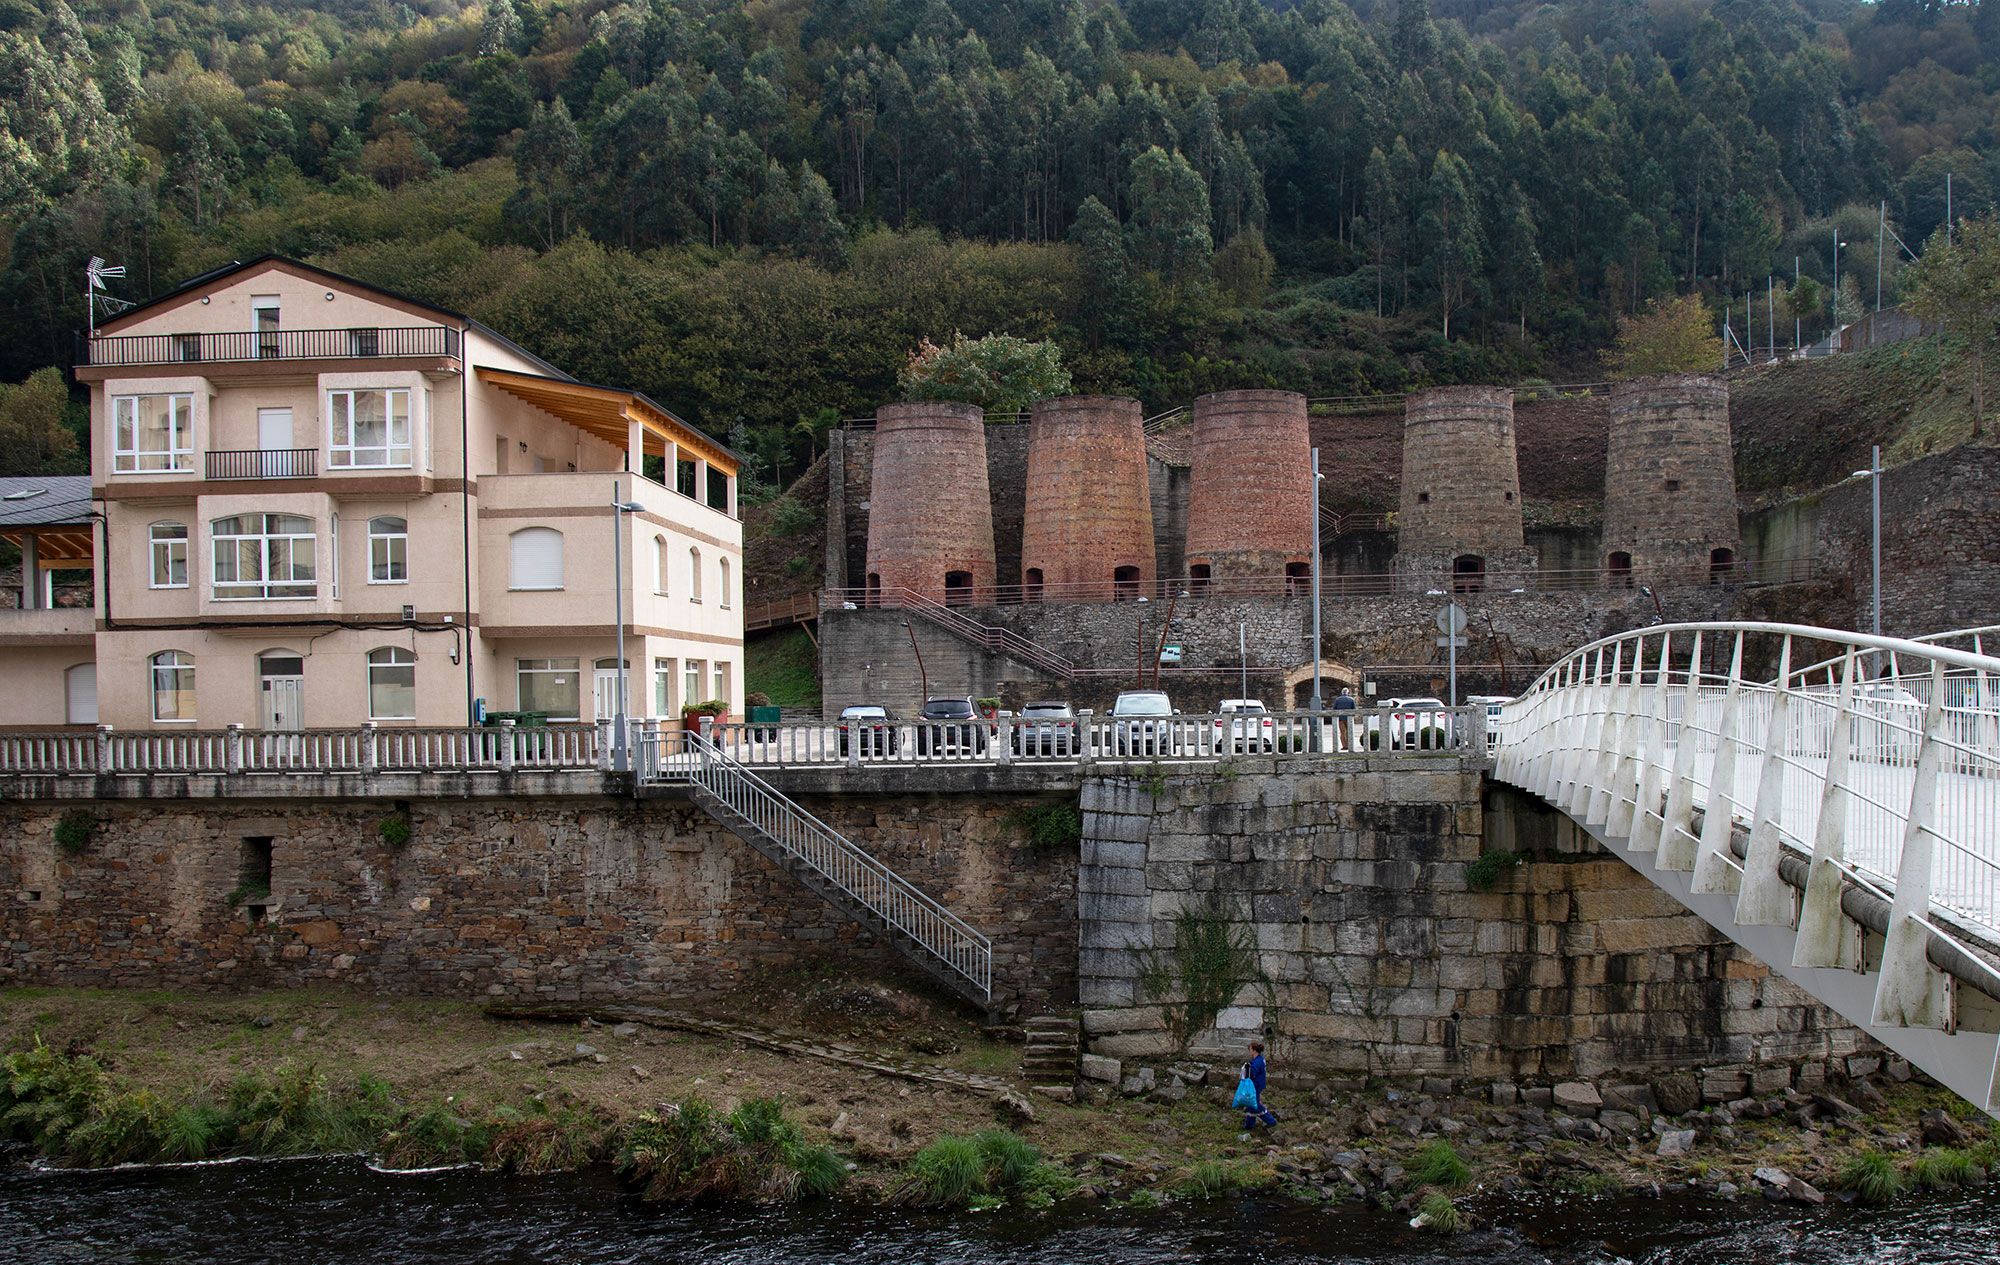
[1310, 447, 1324, 712]
[610, 487, 645, 770]
[1832, 234, 1847, 332]
[1852, 446, 1883, 636]
[1238, 621, 1248, 704]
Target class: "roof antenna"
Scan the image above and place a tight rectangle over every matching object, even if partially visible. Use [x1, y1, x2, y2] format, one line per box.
[85, 256, 131, 339]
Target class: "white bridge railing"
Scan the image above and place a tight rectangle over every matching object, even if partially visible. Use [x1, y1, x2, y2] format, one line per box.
[1493, 622, 2000, 1109]
[0, 721, 608, 776]
[646, 730, 994, 1004]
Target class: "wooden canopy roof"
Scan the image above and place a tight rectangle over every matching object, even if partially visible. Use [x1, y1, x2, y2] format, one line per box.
[477, 368, 737, 476]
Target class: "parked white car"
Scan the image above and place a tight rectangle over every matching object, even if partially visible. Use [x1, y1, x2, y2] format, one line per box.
[1107, 690, 1176, 757]
[1367, 697, 1456, 749]
[1216, 698, 1275, 752]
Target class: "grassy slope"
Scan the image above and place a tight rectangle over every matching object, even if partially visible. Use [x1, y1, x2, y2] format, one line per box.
[747, 626, 821, 710]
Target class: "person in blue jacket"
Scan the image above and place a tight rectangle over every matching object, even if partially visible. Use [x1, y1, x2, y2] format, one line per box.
[1241, 1039, 1279, 1132]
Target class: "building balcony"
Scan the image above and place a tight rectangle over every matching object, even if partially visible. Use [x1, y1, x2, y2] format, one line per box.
[79, 326, 460, 368]
[205, 449, 319, 480]
[0, 605, 96, 643]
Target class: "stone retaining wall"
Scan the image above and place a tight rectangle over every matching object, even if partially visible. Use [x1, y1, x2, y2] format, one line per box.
[1078, 760, 1868, 1081]
[0, 791, 1078, 1011]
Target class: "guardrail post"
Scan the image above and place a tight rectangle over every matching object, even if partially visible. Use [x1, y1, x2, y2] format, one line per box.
[224, 723, 244, 775]
[994, 717, 1012, 766]
[1736, 637, 1797, 925]
[498, 718, 516, 773]
[1655, 632, 1708, 870]
[1692, 632, 1748, 895]
[1077, 718, 1093, 768]
[95, 724, 114, 775]
[596, 718, 614, 772]
[360, 722, 378, 775]
[1873, 660, 1952, 1030]
[1795, 648, 1860, 968]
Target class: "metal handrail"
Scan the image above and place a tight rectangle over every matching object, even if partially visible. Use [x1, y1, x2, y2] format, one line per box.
[665, 731, 993, 1001]
[82, 326, 461, 366]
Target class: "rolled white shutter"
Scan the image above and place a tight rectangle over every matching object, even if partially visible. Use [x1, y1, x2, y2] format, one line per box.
[66, 664, 98, 724]
[510, 528, 563, 589]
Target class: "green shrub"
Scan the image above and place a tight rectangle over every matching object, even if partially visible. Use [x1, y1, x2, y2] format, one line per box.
[1176, 1159, 1243, 1199]
[1834, 1150, 1906, 1206]
[616, 1096, 840, 1204]
[1009, 800, 1082, 851]
[900, 1129, 1053, 1207]
[0, 1040, 111, 1149]
[378, 1101, 472, 1169]
[1409, 1140, 1472, 1189]
[378, 814, 412, 848]
[1465, 850, 1525, 892]
[53, 809, 94, 857]
[485, 1103, 611, 1174]
[1909, 1147, 1978, 1191]
[1415, 1191, 1464, 1234]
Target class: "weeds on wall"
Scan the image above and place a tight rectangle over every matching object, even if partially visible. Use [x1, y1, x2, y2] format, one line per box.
[1132, 898, 1268, 1052]
[378, 813, 413, 849]
[1007, 800, 1082, 852]
[1465, 849, 1526, 892]
[53, 809, 94, 857]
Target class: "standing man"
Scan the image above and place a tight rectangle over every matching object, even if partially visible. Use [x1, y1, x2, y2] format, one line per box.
[1240, 1039, 1279, 1135]
[1333, 687, 1358, 751]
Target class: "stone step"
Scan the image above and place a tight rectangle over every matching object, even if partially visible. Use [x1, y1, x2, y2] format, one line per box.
[1024, 1016, 1080, 1031]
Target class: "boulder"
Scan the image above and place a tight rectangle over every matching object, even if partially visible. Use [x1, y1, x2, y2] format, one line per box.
[1553, 1082, 1603, 1116]
[1652, 1073, 1700, 1116]
[1656, 1129, 1696, 1157]
[1080, 1054, 1122, 1084]
[1598, 1110, 1641, 1135]
[1920, 1108, 1968, 1146]
[1489, 1082, 1519, 1107]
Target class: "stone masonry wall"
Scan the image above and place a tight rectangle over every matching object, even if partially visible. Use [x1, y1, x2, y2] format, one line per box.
[1077, 761, 1865, 1081]
[0, 792, 1077, 1011]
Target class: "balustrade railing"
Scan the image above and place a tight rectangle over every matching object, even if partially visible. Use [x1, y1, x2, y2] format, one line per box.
[205, 449, 319, 480]
[0, 721, 606, 776]
[82, 326, 460, 367]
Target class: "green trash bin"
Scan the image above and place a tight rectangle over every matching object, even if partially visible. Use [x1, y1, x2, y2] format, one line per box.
[749, 705, 782, 742]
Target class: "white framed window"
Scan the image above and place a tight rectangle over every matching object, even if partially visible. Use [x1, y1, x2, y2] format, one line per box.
[712, 660, 729, 704]
[327, 388, 412, 468]
[719, 557, 731, 609]
[688, 546, 703, 602]
[653, 535, 670, 594]
[149, 522, 188, 588]
[515, 657, 580, 720]
[150, 650, 195, 721]
[684, 658, 704, 707]
[653, 656, 675, 714]
[508, 527, 563, 590]
[366, 647, 417, 720]
[368, 516, 408, 583]
[211, 513, 316, 600]
[112, 395, 193, 473]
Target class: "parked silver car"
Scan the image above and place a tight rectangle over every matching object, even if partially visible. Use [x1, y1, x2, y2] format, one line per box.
[1108, 690, 1176, 756]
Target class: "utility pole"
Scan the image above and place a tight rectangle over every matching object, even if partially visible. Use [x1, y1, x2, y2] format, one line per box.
[1238, 621, 1248, 704]
[1767, 276, 1775, 362]
[1876, 200, 1886, 312]
[609, 487, 644, 770]
[1794, 256, 1802, 351]
[1310, 447, 1324, 713]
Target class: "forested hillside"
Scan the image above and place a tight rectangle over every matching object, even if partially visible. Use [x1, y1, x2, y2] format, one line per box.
[2, 0, 1996, 489]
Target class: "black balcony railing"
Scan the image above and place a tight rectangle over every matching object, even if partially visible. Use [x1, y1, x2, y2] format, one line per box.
[82, 326, 460, 367]
[205, 449, 319, 480]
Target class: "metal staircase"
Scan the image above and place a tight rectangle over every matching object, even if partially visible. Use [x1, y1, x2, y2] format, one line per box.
[872, 586, 1075, 680]
[1494, 622, 2000, 1117]
[655, 733, 996, 1012]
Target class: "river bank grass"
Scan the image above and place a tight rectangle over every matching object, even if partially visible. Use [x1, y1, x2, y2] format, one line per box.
[4, 984, 1995, 1229]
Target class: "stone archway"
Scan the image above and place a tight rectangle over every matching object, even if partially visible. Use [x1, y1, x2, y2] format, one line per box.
[1282, 658, 1361, 709]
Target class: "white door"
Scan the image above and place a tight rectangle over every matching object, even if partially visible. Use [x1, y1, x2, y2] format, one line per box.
[258, 408, 293, 477]
[260, 673, 305, 731]
[593, 666, 622, 721]
[65, 664, 97, 725]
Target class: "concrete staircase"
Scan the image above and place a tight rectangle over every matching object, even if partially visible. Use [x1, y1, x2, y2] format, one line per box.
[663, 735, 997, 1014]
[1021, 1014, 1081, 1100]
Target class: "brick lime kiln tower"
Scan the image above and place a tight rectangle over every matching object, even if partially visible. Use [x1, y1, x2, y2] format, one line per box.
[1602, 374, 1740, 580]
[1020, 395, 1156, 602]
[863, 401, 997, 605]
[1185, 389, 1314, 588]
[1395, 385, 1534, 588]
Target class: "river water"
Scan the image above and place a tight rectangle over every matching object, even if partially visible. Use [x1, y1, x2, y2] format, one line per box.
[2, 1158, 1996, 1265]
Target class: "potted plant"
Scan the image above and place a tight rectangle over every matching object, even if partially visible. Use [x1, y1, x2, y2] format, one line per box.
[745, 691, 778, 740]
[682, 699, 729, 733]
[976, 696, 1001, 719]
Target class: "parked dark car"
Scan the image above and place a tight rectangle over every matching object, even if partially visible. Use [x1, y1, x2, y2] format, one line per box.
[1013, 700, 1078, 756]
[915, 696, 986, 756]
[837, 704, 899, 758]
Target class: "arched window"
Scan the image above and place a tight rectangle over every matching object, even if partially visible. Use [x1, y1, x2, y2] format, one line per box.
[1709, 547, 1736, 585]
[688, 546, 703, 602]
[150, 650, 194, 721]
[653, 535, 669, 595]
[149, 522, 188, 589]
[367, 517, 408, 584]
[1452, 554, 1485, 593]
[719, 557, 731, 608]
[1114, 565, 1141, 600]
[509, 527, 564, 590]
[1024, 568, 1044, 602]
[1607, 551, 1634, 589]
[365, 647, 417, 720]
[211, 514, 315, 599]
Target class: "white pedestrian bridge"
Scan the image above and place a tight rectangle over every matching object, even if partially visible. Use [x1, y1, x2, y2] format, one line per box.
[1493, 622, 2000, 1117]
